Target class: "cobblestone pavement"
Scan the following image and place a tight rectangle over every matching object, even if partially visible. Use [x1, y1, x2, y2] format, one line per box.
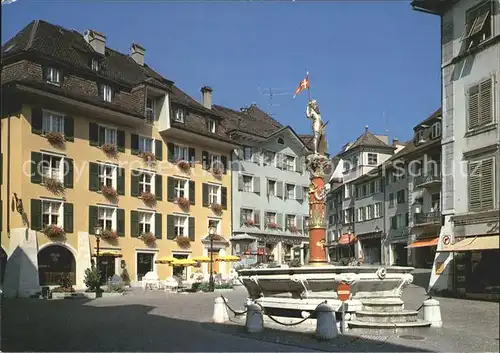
[2, 283, 499, 352]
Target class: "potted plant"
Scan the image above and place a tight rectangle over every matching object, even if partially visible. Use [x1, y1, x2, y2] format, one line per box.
[212, 166, 223, 178]
[44, 177, 65, 195]
[46, 131, 65, 146]
[210, 203, 223, 215]
[140, 232, 156, 244]
[177, 160, 191, 173]
[140, 151, 156, 163]
[289, 225, 299, 233]
[140, 191, 156, 205]
[43, 224, 65, 238]
[102, 228, 118, 240]
[51, 274, 75, 293]
[176, 235, 191, 249]
[101, 185, 118, 199]
[244, 219, 255, 227]
[267, 222, 278, 230]
[176, 196, 190, 209]
[101, 143, 118, 156]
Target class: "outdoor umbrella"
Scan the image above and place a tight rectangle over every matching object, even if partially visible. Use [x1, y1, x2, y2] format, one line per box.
[155, 256, 177, 264]
[191, 255, 211, 263]
[216, 255, 241, 262]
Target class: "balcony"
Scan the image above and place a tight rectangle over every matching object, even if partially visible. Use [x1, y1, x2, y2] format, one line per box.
[414, 211, 441, 227]
[414, 173, 441, 188]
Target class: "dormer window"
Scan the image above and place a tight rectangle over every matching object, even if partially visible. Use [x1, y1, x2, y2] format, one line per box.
[207, 119, 216, 133]
[277, 137, 285, 145]
[100, 84, 112, 102]
[174, 108, 185, 123]
[431, 122, 441, 139]
[91, 58, 99, 71]
[416, 130, 425, 143]
[146, 98, 155, 122]
[45, 67, 60, 86]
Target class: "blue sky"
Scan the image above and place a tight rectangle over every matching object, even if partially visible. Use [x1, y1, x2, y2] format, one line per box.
[2, 0, 441, 152]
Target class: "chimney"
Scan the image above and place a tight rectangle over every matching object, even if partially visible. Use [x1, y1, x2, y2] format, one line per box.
[130, 43, 145, 66]
[84, 29, 106, 55]
[200, 86, 213, 109]
[392, 138, 400, 146]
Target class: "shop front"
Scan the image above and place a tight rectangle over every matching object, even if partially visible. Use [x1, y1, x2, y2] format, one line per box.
[357, 232, 382, 265]
[407, 236, 438, 269]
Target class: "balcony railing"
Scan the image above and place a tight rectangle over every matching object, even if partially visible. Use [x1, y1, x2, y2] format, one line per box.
[414, 173, 441, 188]
[414, 211, 441, 226]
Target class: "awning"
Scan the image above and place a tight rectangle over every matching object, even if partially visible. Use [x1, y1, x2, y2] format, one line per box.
[439, 235, 500, 252]
[338, 234, 356, 245]
[93, 250, 122, 257]
[230, 234, 257, 241]
[406, 237, 439, 248]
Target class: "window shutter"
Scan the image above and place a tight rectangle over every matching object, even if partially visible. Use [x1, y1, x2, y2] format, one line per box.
[116, 129, 125, 152]
[188, 217, 195, 241]
[296, 185, 303, 201]
[155, 174, 163, 201]
[296, 215, 303, 232]
[98, 126, 105, 146]
[167, 177, 175, 202]
[189, 148, 196, 167]
[276, 213, 283, 230]
[117, 168, 125, 196]
[31, 108, 43, 134]
[64, 116, 74, 141]
[88, 205, 98, 234]
[187, 180, 195, 205]
[130, 171, 140, 197]
[391, 216, 397, 230]
[276, 181, 283, 198]
[481, 158, 494, 210]
[167, 142, 174, 162]
[155, 139, 163, 161]
[468, 85, 480, 129]
[30, 199, 42, 231]
[252, 149, 260, 164]
[221, 155, 228, 174]
[296, 156, 303, 173]
[130, 210, 139, 237]
[89, 162, 99, 191]
[479, 78, 492, 125]
[116, 208, 125, 236]
[276, 153, 283, 169]
[254, 210, 261, 228]
[221, 187, 227, 210]
[131, 134, 139, 155]
[253, 176, 260, 194]
[64, 158, 74, 189]
[31, 152, 42, 184]
[202, 151, 209, 170]
[88, 123, 99, 146]
[155, 213, 162, 239]
[468, 161, 481, 212]
[238, 174, 244, 191]
[167, 215, 175, 240]
[202, 183, 209, 207]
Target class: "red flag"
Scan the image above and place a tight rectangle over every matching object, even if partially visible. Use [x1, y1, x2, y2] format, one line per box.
[293, 72, 309, 98]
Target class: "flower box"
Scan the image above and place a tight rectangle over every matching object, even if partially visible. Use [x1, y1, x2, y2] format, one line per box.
[140, 192, 156, 205]
[140, 151, 156, 163]
[176, 235, 191, 249]
[102, 229, 118, 240]
[101, 143, 118, 156]
[244, 219, 255, 227]
[289, 225, 299, 233]
[101, 185, 118, 199]
[176, 197, 190, 209]
[46, 132, 65, 146]
[212, 167, 223, 177]
[43, 224, 65, 238]
[44, 177, 65, 195]
[177, 160, 191, 172]
[140, 232, 156, 244]
[210, 203, 223, 215]
[267, 222, 278, 230]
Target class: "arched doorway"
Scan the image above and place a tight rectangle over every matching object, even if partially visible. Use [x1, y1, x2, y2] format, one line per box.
[0, 247, 7, 284]
[38, 245, 76, 286]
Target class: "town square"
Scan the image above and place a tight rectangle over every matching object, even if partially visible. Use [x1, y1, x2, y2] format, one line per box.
[1, 0, 499, 351]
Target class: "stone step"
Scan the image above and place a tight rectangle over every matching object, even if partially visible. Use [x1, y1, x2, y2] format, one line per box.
[348, 319, 431, 331]
[361, 298, 404, 312]
[355, 310, 419, 324]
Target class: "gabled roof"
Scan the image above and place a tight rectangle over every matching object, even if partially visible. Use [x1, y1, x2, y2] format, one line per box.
[337, 128, 394, 158]
[169, 85, 220, 118]
[413, 108, 441, 131]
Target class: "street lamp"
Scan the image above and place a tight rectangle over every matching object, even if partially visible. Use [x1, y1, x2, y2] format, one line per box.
[208, 226, 217, 292]
[94, 225, 102, 297]
[347, 225, 354, 260]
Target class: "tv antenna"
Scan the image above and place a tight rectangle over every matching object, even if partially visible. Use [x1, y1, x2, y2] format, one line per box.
[257, 86, 292, 117]
[383, 112, 389, 135]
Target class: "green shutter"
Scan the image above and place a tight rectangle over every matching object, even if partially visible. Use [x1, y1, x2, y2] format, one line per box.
[31, 199, 42, 231]
[117, 168, 125, 196]
[167, 214, 175, 239]
[116, 129, 125, 152]
[89, 162, 99, 191]
[131, 171, 140, 197]
[189, 181, 195, 205]
[63, 203, 74, 233]
[116, 209, 125, 236]
[221, 187, 227, 209]
[98, 126, 105, 146]
[221, 155, 228, 174]
[131, 134, 139, 155]
[89, 123, 99, 146]
[64, 116, 74, 142]
[155, 140, 163, 161]
[155, 213, 162, 239]
[155, 174, 163, 201]
[31, 108, 43, 134]
[31, 151, 42, 184]
[188, 217, 195, 241]
[130, 210, 139, 237]
[188, 148, 195, 166]
[202, 151, 209, 170]
[202, 183, 209, 207]
[167, 142, 174, 162]
[88, 205, 98, 234]
[64, 158, 74, 189]
[167, 177, 175, 202]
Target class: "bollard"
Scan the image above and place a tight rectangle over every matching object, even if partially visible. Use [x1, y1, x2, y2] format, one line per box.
[423, 298, 442, 328]
[315, 302, 338, 340]
[245, 297, 253, 307]
[213, 297, 229, 323]
[245, 303, 264, 333]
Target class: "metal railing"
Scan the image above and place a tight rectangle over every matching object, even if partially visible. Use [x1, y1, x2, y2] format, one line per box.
[414, 173, 441, 187]
[414, 211, 441, 226]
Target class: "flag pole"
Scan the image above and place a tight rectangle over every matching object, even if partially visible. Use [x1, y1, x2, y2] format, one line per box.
[306, 71, 311, 102]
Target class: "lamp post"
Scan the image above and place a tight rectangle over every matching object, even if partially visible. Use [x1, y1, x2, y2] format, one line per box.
[94, 226, 102, 297]
[208, 226, 216, 292]
[347, 225, 354, 260]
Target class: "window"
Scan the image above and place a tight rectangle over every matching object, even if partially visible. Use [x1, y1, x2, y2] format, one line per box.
[139, 173, 153, 193]
[431, 193, 441, 212]
[303, 216, 309, 231]
[208, 219, 220, 235]
[42, 201, 62, 227]
[174, 216, 187, 236]
[91, 58, 99, 71]
[243, 175, 253, 192]
[283, 155, 295, 171]
[343, 160, 350, 172]
[356, 207, 366, 222]
[174, 145, 188, 161]
[285, 184, 295, 199]
[468, 78, 493, 130]
[277, 137, 284, 145]
[99, 164, 116, 188]
[41, 154, 63, 182]
[174, 108, 185, 123]
[208, 184, 220, 204]
[207, 119, 216, 133]
[462, 1, 491, 49]
[397, 190, 406, 204]
[263, 150, 275, 166]
[98, 207, 115, 230]
[101, 84, 112, 102]
[431, 122, 441, 139]
[374, 203, 381, 218]
[244, 147, 252, 161]
[265, 212, 276, 225]
[139, 136, 154, 154]
[42, 111, 64, 134]
[286, 214, 296, 230]
[367, 153, 378, 165]
[174, 178, 188, 199]
[416, 130, 425, 143]
[366, 205, 374, 219]
[468, 158, 494, 212]
[45, 67, 60, 85]
[139, 212, 153, 234]
[240, 208, 254, 225]
[389, 193, 395, 207]
[146, 98, 155, 122]
[103, 126, 117, 145]
[267, 179, 276, 197]
[209, 153, 221, 169]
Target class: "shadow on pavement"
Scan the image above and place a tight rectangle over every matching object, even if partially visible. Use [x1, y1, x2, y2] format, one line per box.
[411, 269, 431, 289]
[3, 297, 433, 352]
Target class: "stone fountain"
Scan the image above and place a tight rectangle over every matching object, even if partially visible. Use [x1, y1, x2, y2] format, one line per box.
[238, 98, 431, 331]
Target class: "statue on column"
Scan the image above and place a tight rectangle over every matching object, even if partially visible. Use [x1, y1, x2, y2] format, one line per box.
[306, 100, 328, 156]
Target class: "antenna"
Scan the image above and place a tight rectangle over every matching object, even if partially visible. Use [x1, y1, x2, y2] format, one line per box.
[383, 112, 389, 135]
[257, 86, 292, 117]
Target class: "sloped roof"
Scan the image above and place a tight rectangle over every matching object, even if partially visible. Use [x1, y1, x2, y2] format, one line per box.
[413, 107, 442, 131]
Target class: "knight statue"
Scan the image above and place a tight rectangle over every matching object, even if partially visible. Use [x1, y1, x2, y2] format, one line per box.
[306, 100, 328, 155]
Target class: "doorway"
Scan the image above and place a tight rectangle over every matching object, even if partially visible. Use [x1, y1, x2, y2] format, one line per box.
[136, 252, 155, 281]
[38, 245, 76, 285]
[98, 256, 116, 284]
